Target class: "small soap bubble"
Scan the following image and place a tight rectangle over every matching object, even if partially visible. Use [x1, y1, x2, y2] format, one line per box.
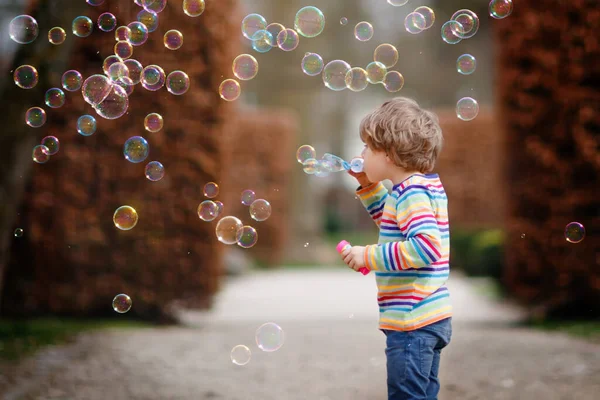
[166, 70, 190, 95]
[164, 30, 183, 50]
[142, 0, 167, 13]
[127, 21, 149, 46]
[387, 0, 409, 6]
[48, 27, 66, 44]
[87, 0, 106, 5]
[340, 17, 348, 25]
[62, 70, 83, 91]
[9, 15, 39, 44]
[141, 65, 166, 91]
[14, 228, 24, 238]
[203, 182, 219, 198]
[115, 26, 131, 41]
[277, 29, 300, 51]
[82, 74, 113, 105]
[183, 0, 205, 17]
[441, 20, 463, 44]
[241, 190, 256, 206]
[456, 97, 479, 121]
[383, 71, 404, 92]
[25, 107, 46, 128]
[242, 13, 267, 40]
[322, 60, 351, 91]
[198, 200, 218, 221]
[345, 67, 368, 92]
[214, 201, 224, 216]
[354, 21, 373, 42]
[123, 136, 149, 163]
[405, 12, 426, 34]
[103, 55, 123, 76]
[14, 65, 38, 89]
[219, 79, 241, 102]
[113, 206, 138, 230]
[32, 145, 50, 163]
[265, 23, 284, 47]
[215, 216, 244, 245]
[451, 10, 479, 39]
[457, 54, 476, 75]
[489, 0, 513, 19]
[137, 9, 159, 32]
[233, 54, 259, 81]
[41, 136, 60, 155]
[121, 60, 142, 84]
[237, 226, 258, 248]
[302, 158, 319, 174]
[373, 44, 398, 68]
[45, 88, 65, 108]
[145, 161, 164, 181]
[251, 30, 273, 53]
[77, 115, 97, 136]
[114, 41, 134, 59]
[112, 294, 132, 313]
[256, 322, 285, 352]
[93, 84, 129, 120]
[294, 6, 325, 38]
[296, 145, 316, 164]
[144, 113, 163, 132]
[249, 199, 272, 222]
[565, 222, 585, 243]
[414, 6, 436, 29]
[98, 12, 117, 32]
[72, 16, 93, 37]
[520, 233, 526, 239]
[365, 61, 387, 84]
[301, 53, 324, 76]
[304, 242, 309, 247]
[230, 345, 251, 366]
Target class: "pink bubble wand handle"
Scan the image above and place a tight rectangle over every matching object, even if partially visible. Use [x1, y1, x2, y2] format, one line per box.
[336, 240, 370, 275]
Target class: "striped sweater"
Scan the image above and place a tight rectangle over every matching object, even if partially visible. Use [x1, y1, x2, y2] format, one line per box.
[357, 173, 452, 331]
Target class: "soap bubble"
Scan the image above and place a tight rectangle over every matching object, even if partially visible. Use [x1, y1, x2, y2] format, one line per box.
[302, 158, 319, 174]
[166, 70, 190, 95]
[373, 44, 398, 68]
[45, 88, 65, 108]
[340, 17, 348, 25]
[219, 79, 241, 101]
[87, 0, 105, 5]
[112, 294, 132, 313]
[113, 206, 138, 230]
[144, 113, 163, 132]
[414, 6, 436, 29]
[354, 21, 373, 42]
[41, 136, 60, 155]
[32, 145, 50, 164]
[198, 200, 218, 221]
[322, 60, 351, 91]
[164, 29, 183, 50]
[114, 41, 134, 59]
[137, 9, 158, 32]
[141, 65, 166, 91]
[565, 222, 585, 243]
[127, 21, 149, 46]
[203, 182, 219, 198]
[294, 6, 325, 38]
[183, 0, 205, 17]
[62, 70, 82, 91]
[123, 59, 143, 84]
[296, 145, 316, 164]
[249, 199, 272, 221]
[14, 228, 24, 238]
[366, 61, 386, 84]
[93, 84, 129, 120]
[82, 74, 113, 105]
[230, 345, 251, 366]
[48, 27, 66, 44]
[456, 97, 479, 121]
[489, 0, 513, 19]
[233, 54, 258, 81]
[241, 189, 256, 206]
[14, 65, 38, 89]
[383, 71, 405, 92]
[123, 136, 149, 163]
[115, 26, 131, 41]
[9, 15, 39, 44]
[387, 0, 409, 6]
[215, 216, 244, 245]
[72, 16, 93, 37]
[405, 12, 426, 34]
[265, 23, 284, 46]
[237, 226, 258, 248]
[214, 201, 224, 216]
[142, 0, 167, 13]
[255, 322, 285, 352]
[451, 9, 479, 39]
[77, 115, 97, 136]
[345, 67, 368, 92]
[242, 13, 267, 40]
[457, 54, 476, 75]
[250, 30, 273, 53]
[98, 12, 117, 32]
[441, 20, 463, 44]
[145, 161, 164, 181]
[301, 52, 324, 76]
[102, 55, 123, 76]
[277, 28, 299, 51]
[25, 107, 46, 128]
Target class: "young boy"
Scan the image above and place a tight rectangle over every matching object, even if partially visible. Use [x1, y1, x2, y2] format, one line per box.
[341, 97, 452, 400]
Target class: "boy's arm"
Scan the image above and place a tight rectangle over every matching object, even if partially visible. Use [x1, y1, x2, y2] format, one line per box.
[356, 182, 389, 227]
[362, 183, 442, 271]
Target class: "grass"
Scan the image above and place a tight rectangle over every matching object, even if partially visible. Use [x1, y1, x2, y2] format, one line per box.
[0, 318, 151, 360]
[527, 320, 600, 343]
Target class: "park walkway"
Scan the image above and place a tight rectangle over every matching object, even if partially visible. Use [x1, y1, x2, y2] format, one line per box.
[0, 268, 599, 399]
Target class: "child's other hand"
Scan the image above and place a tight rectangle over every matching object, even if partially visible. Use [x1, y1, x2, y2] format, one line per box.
[348, 170, 371, 188]
[341, 245, 366, 272]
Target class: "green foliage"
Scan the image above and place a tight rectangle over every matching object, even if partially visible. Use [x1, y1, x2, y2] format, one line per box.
[527, 320, 600, 343]
[451, 228, 505, 279]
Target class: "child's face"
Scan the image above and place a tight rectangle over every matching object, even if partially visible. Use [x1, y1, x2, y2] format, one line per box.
[361, 144, 389, 182]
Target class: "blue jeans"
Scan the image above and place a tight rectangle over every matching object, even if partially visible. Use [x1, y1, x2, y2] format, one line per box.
[383, 317, 452, 400]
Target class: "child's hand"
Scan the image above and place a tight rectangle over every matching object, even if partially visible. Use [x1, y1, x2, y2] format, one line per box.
[341, 245, 366, 272]
[348, 170, 372, 188]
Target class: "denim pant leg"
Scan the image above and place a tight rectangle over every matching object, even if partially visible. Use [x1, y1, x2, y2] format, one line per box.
[384, 318, 452, 400]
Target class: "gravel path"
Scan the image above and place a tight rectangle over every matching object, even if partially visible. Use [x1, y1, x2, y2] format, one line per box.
[0, 268, 599, 400]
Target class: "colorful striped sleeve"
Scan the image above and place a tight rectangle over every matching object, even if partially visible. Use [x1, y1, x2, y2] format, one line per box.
[363, 184, 442, 271]
[356, 182, 389, 227]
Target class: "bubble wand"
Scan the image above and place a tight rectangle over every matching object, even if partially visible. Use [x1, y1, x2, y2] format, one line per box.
[336, 240, 370, 275]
